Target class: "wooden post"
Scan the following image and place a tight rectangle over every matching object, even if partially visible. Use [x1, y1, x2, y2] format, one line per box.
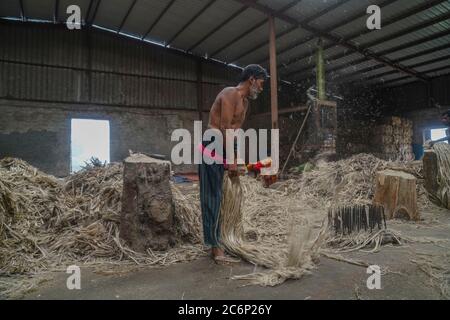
[423, 150, 439, 196]
[316, 38, 326, 100]
[268, 15, 278, 129]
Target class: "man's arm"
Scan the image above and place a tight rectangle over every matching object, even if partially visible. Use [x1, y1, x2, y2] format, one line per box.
[219, 90, 238, 171]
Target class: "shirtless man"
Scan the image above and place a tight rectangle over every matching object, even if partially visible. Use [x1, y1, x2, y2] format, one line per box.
[199, 64, 267, 264]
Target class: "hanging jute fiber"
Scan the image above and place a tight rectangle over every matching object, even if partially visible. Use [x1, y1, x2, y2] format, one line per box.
[218, 172, 326, 286]
[431, 143, 450, 209]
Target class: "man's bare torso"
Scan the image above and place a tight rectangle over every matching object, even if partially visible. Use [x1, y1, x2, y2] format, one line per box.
[208, 87, 248, 131]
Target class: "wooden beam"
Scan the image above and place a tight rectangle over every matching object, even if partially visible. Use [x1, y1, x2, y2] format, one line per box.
[316, 100, 337, 108]
[269, 15, 278, 129]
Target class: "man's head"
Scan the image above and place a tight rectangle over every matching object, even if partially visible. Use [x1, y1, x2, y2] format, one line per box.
[239, 64, 268, 100]
[441, 110, 450, 126]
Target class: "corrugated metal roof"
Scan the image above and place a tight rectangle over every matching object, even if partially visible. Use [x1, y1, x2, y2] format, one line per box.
[22, 0, 55, 22]
[170, 0, 241, 50]
[285, 0, 342, 22]
[240, 26, 312, 66]
[193, 6, 265, 58]
[0, 0, 449, 88]
[309, 0, 379, 30]
[119, 0, 166, 38]
[0, 0, 21, 18]
[150, 0, 208, 45]
[94, 0, 133, 32]
[257, 0, 295, 11]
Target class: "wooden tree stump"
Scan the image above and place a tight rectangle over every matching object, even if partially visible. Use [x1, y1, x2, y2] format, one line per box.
[423, 150, 439, 196]
[373, 169, 419, 220]
[120, 153, 176, 252]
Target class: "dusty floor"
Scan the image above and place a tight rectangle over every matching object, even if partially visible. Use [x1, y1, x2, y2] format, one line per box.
[17, 206, 450, 300]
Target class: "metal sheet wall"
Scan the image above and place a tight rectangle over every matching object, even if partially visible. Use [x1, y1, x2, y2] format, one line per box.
[0, 21, 242, 111]
[380, 74, 450, 112]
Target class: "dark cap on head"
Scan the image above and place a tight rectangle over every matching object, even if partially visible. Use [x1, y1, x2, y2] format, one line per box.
[239, 64, 268, 82]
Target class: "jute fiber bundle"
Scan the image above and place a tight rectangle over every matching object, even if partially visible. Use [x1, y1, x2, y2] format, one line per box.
[218, 173, 326, 286]
[219, 174, 283, 268]
[432, 143, 450, 209]
[0, 158, 204, 278]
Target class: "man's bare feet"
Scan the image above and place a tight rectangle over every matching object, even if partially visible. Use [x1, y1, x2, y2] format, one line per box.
[211, 247, 241, 265]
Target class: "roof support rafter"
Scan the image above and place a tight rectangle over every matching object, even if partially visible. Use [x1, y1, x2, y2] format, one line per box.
[166, 0, 216, 47]
[288, 15, 450, 81]
[371, 65, 450, 86]
[141, 0, 177, 40]
[18, 0, 25, 22]
[255, 0, 398, 66]
[334, 43, 450, 83]
[53, 0, 59, 24]
[187, 5, 249, 52]
[231, 0, 328, 62]
[86, 0, 101, 26]
[210, 0, 302, 58]
[118, 0, 138, 33]
[347, 54, 450, 84]
[233, 0, 428, 81]
[282, 0, 448, 77]
[289, 29, 450, 81]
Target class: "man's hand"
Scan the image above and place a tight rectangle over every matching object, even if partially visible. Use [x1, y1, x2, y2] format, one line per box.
[228, 163, 238, 177]
[227, 163, 246, 177]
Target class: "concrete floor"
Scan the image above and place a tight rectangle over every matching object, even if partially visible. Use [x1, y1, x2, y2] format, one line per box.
[20, 252, 440, 300]
[20, 208, 450, 300]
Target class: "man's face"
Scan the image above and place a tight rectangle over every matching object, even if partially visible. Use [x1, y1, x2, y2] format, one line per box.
[442, 114, 450, 126]
[249, 77, 265, 100]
